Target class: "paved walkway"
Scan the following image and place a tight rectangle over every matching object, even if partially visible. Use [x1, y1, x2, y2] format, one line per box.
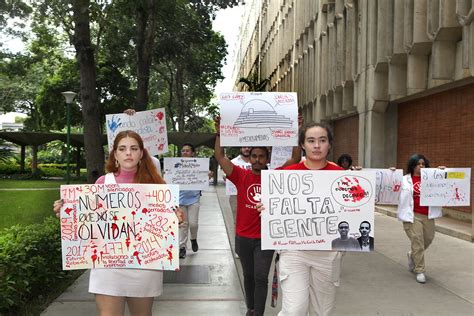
[43, 184, 474, 315]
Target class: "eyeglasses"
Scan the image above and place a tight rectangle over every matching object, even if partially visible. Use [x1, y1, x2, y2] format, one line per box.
[360, 227, 370, 230]
[339, 226, 349, 229]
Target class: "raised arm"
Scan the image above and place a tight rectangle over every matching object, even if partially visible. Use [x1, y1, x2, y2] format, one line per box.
[214, 116, 234, 176]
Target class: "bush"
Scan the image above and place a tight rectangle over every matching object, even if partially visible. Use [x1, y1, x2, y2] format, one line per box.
[0, 217, 83, 314]
[0, 163, 30, 175]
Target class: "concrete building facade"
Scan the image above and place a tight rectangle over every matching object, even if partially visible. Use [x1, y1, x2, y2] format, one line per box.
[233, 0, 473, 231]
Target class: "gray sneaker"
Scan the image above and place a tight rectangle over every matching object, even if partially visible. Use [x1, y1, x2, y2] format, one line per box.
[407, 251, 415, 272]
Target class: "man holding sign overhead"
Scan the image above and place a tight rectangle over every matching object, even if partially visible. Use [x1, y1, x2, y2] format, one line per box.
[214, 107, 301, 316]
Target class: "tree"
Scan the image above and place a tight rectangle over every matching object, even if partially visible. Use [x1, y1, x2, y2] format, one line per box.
[238, 71, 269, 92]
[70, 0, 104, 183]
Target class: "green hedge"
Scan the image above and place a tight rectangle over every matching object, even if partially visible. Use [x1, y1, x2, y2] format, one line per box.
[0, 163, 79, 178]
[0, 217, 83, 314]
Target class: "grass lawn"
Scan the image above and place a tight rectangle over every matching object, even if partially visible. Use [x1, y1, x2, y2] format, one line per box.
[0, 190, 61, 230]
[0, 178, 84, 189]
[0, 179, 85, 230]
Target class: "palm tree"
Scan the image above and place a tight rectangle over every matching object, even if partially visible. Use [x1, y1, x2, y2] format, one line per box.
[238, 71, 269, 92]
[0, 139, 14, 163]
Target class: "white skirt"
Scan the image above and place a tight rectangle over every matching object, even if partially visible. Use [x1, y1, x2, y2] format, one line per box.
[89, 268, 163, 297]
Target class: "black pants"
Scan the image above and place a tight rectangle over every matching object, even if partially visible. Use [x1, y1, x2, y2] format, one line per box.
[235, 235, 275, 316]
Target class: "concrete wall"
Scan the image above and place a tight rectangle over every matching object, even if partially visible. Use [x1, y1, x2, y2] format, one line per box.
[397, 83, 474, 215]
[233, 0, 474, 222]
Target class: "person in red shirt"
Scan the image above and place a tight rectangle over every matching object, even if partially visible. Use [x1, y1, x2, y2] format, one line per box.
[214, 117, 300, 316]
[257, 122, 345, 316]
[396, 154, 443, 284]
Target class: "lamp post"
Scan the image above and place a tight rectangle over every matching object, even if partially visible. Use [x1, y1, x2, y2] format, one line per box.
[61, 91, 77, 184]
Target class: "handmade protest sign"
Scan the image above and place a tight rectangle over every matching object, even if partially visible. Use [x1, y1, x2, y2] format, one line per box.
[261, 170, 375, 251]
[371, 169, 403, 205]
[59, 183, 179, 270]
[420, 168, 471, 206]
[163, 157, 210, 191]
[219, 92, 298, 146]
[269, 146, 293, 170]
[106, 109, 168, 156]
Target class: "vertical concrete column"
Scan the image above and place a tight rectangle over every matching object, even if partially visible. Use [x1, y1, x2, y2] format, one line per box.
[404, 0, 415, 49]
[376, 0, 389, 64]
[431, 40, 457, 79]
[388, 0, 407, 99]
[471, 22, 474, 74]
[410, 0, 431, 54]
[345, 0, 355, 81]
[334, 86, 343, 115]
[326, 91, 334, 118]
[315, 30, 322, 97]
[407, 54, 429, 94]
[317, 95, 327, 122]
[342, 82, 355, 112]
[321, 29, 329, 93]
[336, 12, 345, 85]
[365, 110, 387, 167]
[366, 0, 377, 66]
[427, 0, 462, 81]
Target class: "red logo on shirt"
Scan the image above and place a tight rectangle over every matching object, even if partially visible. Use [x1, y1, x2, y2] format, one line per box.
[413, 181, 421, 197]
[247, 184, 261, 204]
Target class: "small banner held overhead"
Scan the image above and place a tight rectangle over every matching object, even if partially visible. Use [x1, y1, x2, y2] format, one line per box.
[106, 109, 168, 156]
[219, 92, 298, 147]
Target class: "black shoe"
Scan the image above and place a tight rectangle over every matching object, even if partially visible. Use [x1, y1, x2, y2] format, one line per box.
[191, 239, 199, 252]
[179, 247, 186, 259]
[245, 309, 255, 316]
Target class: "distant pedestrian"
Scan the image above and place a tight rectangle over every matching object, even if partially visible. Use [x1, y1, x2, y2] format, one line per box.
[337, 153, 353, 170]
[396, 154, 443, 284]
[178, 143, 202, 259]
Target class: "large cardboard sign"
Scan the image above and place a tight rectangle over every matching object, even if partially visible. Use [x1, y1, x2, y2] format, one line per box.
[163, 157, 210, 191]
[420, 168, 471, 206]
[372, 169, 403, 205]
[270, 146, 293, 170]
[60, 183, 179, 270]
[106, 109, 168, 156]
[219, 92, 298, 146]
[261, 170, 375, 251]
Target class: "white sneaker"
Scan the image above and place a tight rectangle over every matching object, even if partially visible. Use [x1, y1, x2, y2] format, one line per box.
[407, 251, 415, 272]
[416, 273, 426, 283]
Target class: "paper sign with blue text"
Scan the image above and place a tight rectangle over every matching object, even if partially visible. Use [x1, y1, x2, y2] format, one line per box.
[163, 157, 210, 191]
[106, 109, 168, 156]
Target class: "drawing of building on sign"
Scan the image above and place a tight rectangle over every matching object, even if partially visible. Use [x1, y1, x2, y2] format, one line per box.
[233, 100, 293, 128]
